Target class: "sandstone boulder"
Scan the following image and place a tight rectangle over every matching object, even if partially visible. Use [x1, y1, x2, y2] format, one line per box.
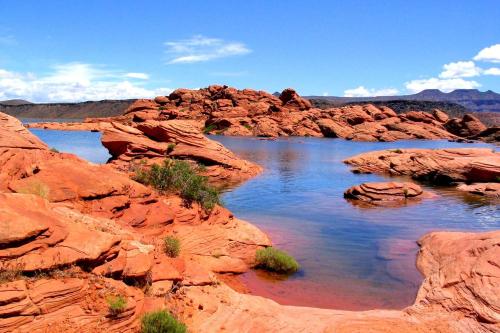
[344, 182, 433, 205]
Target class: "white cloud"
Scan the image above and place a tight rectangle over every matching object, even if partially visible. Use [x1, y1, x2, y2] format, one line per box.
[0, 63, 171, 102]
[165, 35, 251, 64]
[473, 44, 500, 63]
[125, 72, 149, 80]
[343, 86, 399, 97]
[405, 78, 481, 93]
[439, 61, 481, 78]
[483, 67, 500, 76]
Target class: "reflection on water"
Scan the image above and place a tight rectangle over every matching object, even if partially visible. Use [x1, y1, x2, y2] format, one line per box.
[29, 128, 499, 311]
[213, 136, 499, 310]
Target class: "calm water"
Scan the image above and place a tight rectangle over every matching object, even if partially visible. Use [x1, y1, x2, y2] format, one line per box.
[29, 128, 499, 311]
[29, 129, 110, 164]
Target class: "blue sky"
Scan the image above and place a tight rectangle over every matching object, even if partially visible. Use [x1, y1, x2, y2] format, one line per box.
[0, 0, 499, 102]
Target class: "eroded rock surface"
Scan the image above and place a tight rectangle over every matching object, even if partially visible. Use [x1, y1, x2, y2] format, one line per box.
[344, 182, 434, 206]
[101, 120, 262, 185]
[344, 148, 500, 184]
[26, 86, 497, 142]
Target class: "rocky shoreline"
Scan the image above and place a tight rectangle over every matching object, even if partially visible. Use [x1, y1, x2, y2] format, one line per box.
[26, 86, 499, 143]
[2, 97, 500, 333]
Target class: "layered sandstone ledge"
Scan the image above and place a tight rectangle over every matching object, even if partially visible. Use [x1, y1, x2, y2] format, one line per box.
[344, 182, 436, 206]
[26, 85, 499, 142]
[100, 119, 262, 185]
[344, 148, 500, 198]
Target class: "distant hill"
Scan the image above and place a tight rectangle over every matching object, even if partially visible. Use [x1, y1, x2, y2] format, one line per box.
[307, 89, 500, 114]
[0, 99, 33, 106]
[0, 99, 136, 119]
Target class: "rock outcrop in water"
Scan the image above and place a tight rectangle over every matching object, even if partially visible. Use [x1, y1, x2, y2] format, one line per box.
[344, 148, 500, 199]
[344, 182, 434, 206]
[100, 119, 262, 185]
[26, 86, 498, 142]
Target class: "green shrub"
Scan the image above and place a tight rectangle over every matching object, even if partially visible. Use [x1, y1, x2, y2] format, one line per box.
[50, 147, 59, 153]
[133, 159, 221, 210]
[163, 236, 180, 257]
[141, 310, 186, 333]
[203, 124, 216, 134]
[243, 124, 252, 130]
[167, 143, 176, 153]
[255, 247, 299, 274]
[390, 149, 403, 154]
[106, 295, 127, 316]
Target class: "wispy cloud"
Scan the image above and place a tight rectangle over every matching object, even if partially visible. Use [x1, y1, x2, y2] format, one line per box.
[473, 44, 500, 63]
[125, 72, 149, 80]
[344, 86, 399, 97]
[0, 63, 170, 102]
[165, 35, 251, 64]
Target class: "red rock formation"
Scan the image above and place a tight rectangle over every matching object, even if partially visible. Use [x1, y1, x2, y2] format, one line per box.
[457, 183, 500, 198]
[0, 112, 271, 331]
[100, 120, 262, 185]
[1, 111, 500, 332]
[25, 86, 497, 142]
[344, 148, 500, 184]
[344, 182, 435, 206]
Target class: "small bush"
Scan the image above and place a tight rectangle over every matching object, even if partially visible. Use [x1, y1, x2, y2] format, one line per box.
[390, 149, 403, 154]
[17, 181, 50, 199]
[255, 247, 299, 274]
[203, 124, 216, 134]
[50, 147, 59, 153]
[141, 310, 186, 333]
[158, 106, 166, 111]
[243, 124, 252, 130]
[106, 295, 127, 316]
[134, 159, 221, 210]
[167, 143, 176, 153]
[163, 236, 180, 257]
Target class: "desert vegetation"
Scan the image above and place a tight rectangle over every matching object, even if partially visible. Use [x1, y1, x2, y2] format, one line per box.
[106, 295, 127, 316]
[255, 247, 300, 274]
[163, 236, 181, 258]
[141, 310, 187, 333]
[134, 159, 221, 210]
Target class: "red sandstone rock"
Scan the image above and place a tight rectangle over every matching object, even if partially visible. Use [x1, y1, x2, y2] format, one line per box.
[344, 148, 500, 184]
[25, 86, 496, 142]
[445, 114, 488, 137]
[101, 119, 262, 185]
[0, 113, 48, 149]
[457, 182, 500, 198]
[344, 182, 434, 205]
